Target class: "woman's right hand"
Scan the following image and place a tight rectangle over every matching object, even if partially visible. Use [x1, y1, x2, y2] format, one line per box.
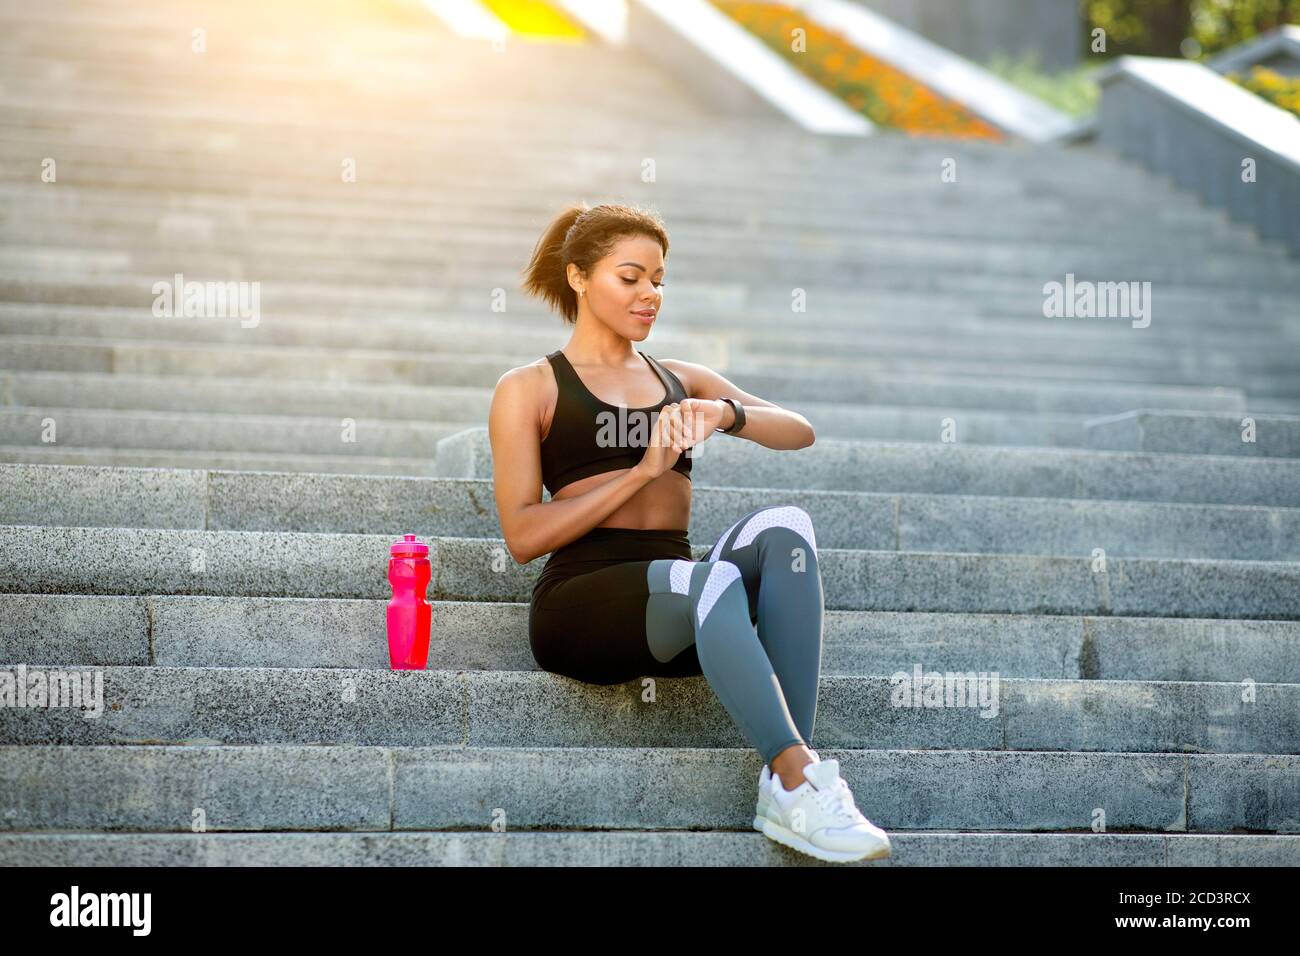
[636, 402, 690, 479]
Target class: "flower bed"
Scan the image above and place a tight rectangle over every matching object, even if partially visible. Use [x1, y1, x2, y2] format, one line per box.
[479, 0, 584, 39]
[711, 0, 1004, 139]
[1226, 65, 1300, 118]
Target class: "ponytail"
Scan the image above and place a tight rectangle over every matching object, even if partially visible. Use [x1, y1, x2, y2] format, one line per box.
[521, 202, 669, 324]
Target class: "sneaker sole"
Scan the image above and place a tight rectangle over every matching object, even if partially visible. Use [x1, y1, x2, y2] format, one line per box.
[761, 818, 892, 863]
[753, 795, 772, 832]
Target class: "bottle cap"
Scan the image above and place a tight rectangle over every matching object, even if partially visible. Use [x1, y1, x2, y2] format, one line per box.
[390, 533, 429, 557]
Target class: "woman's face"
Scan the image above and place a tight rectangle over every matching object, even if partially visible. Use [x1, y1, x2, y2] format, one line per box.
[573, 235, 665, 338]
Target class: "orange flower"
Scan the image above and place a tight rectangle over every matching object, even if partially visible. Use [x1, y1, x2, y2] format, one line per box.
[712, 0, 1002, 139]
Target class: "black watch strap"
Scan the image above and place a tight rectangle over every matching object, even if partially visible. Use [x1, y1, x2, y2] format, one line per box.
[718, 397, 745, 434]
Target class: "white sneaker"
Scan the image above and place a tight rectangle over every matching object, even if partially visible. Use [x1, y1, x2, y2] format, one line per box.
[762, 758, 891, 863]
[754, 750, 820, 832]
[754, 764, 772, 831]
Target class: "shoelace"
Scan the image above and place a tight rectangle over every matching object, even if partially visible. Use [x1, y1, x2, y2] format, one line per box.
[813, 775, 866, 825]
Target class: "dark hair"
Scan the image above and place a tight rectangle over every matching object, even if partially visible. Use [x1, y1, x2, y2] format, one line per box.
[520, 202, 669, 324]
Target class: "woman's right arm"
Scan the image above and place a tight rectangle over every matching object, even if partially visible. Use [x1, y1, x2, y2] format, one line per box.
[488, 366, 687, 565]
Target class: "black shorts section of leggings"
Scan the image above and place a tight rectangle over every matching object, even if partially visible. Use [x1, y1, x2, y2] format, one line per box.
[528, 526, 706, 685]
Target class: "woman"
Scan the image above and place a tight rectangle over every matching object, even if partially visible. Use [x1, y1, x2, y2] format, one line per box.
[488, 202, 890, 863]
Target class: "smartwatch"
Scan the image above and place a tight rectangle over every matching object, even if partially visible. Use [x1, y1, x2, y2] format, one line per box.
[716, 397, 746, 434]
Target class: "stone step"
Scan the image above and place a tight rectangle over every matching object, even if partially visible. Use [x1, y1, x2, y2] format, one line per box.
[2, 525, 1298, 618]
[2, 370, 495, 426]
[0, 261, 1284, 335]
[681, 286, 1297, 330]
[0, 126, 1234, 204]
[2, 92, 715, 132]
[9, 433, 1300, 507]
[1, 273, 1289, 336]
[0, 310, 727, 367]
[732, 321, 1300, 366]
[2, 303, 1291, 371]
[0, 666, 1296, 753]
[0, 200, 1279, 297]
[0, 406, 468, 456]
[2, 181, 1271, 255]
[5, 463, 1300, 562]
[4, 593, 1298, 683]
[0, 34, 656, 73]
[1, 203, 1278, 267]
[0, 117, 1205, 180]
[7, 224, 1290, 289]
[0, 374, 1251, 451]
[0, 337, 1248, 413]
[9, 213, 1287, 287]
[0, 444, 429, 475]
[0, 138, 1248, 216]
[0, 32, 671, 75]
[0, 102, 1271, 242]
[0, 0, 453, 24]
[0, 94, 1242, 187]
[5, 264, 1294, 345]
[441, 428, 1300, 506]
[1084, 410, 1300, 459]
[0, 303, 1208, 365]
[731, 360, 1266, 395]
[0, 54, 674, 96]
[0, 139, 1252, 217]
[0, 99, 1106, 164]
[0, 400, 1082, 452]
[4, 196, 1283, 282]
[3, 830, 1294, 867]
[1, 745, 1294, 833]
[0, 119, 1219, 191]
[2, 102, 1118, 172]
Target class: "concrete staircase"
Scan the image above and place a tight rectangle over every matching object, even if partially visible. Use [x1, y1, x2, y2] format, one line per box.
[1, 0, 1298, 865]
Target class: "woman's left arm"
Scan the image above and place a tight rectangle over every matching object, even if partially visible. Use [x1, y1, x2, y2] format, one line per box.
[660, 359, 815, 451]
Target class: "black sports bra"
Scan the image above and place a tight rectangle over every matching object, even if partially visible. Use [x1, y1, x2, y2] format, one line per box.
[539, 348, 693, 496]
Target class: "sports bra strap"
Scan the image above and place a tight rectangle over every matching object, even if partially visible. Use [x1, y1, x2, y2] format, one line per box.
[640, 352, 676, 398]
[546, 349, 582, 390]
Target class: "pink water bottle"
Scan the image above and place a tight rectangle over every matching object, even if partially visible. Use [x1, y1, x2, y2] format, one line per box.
[387, 533, 431, 670]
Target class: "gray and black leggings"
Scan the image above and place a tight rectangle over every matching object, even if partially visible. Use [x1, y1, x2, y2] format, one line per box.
[528, 504, 823, 765]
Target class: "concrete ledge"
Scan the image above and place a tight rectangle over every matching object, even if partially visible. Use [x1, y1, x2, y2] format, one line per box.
[1098, 55, 1300, 255]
